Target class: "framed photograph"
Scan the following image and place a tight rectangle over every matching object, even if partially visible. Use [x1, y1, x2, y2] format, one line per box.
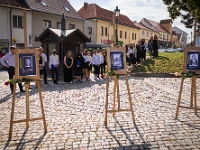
[107, 47, 127, 75]
[15, 49, 40, 80]
[183, 47, 200, 74]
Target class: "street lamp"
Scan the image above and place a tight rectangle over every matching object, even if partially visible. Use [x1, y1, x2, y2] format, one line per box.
[191, 31, 192, 46]
[114, 6, 120, 46]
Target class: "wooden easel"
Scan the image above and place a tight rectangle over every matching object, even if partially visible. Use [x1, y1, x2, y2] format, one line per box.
[9, 81, 47, 139]
[175, 76, 199, 119]
[104, 75, 135, 126]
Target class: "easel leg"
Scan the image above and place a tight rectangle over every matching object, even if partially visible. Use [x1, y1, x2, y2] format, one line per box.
[113, 76, 117, 116]
[25, 84, 30, 128]
[117, 78, 120, 110]
[175, 77, 184, 119]
[37, 81, 47, 132]
[193, 76, 197, 115]
[125, 75, 135, 123]
[105, 76, 109, 126]
[9, 83, 16, 139]
[190, 77, 194, 108]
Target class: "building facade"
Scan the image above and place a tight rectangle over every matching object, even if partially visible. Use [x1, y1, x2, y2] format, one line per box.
[78, 2, 140, 47]
[0, 0, 31, 52]
[140, 18, 171, 49]
[172, 26, 188, 48]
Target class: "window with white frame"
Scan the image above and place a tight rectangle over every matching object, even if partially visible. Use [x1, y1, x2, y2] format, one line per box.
[105, 27, 108, 36]
[57, 22, 61, 29]
[132, 33, 134, 40]
[69, 24, 75, 29]
[101, 26, 104, 35]
[43, 20, 51, 29]
[88, 27, 92, 35]
[13, 16, 23, 28]
[142, 31, 145, 35]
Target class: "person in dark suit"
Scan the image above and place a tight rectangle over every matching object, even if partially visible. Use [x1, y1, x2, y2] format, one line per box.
[152, 34, 159, 57]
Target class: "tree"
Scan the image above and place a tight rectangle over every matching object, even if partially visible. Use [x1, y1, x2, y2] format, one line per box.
[162, 0, 200, 31]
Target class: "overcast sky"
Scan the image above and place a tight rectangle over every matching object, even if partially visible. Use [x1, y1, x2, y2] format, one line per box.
[69, 0, 193, 43]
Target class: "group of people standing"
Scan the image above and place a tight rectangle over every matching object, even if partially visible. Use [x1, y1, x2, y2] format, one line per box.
[126, 34, 159, 66]
[63, 49, 107, 83]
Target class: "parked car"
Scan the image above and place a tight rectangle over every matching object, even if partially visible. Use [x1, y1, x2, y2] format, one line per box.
[177, 47, 184, 52]
[165, 48, 177, 53]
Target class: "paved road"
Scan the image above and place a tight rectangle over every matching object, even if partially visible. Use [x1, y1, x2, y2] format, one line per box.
[0, 70, 200, 150]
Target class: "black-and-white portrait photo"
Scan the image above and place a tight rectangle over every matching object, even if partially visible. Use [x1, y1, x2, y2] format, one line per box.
[189, 54, 198, 66]
[23, 56, 33, 70]
[110, 52, 124, 70]
[19, 53, 36, 76]
[113, 53, 122, 67]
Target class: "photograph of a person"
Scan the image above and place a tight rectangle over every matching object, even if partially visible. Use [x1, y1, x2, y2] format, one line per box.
[113, 53, 122, 67]
[19, 53, 36, 76]
[110, 52, 124, 70]
[189, 54, 198, 66]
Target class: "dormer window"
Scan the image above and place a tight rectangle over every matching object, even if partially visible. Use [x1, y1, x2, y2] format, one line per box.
[64, 6, 70, 12]
[41, 0, 47, 6]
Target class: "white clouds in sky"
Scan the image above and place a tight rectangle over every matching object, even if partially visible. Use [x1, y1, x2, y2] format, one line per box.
[70, 0, 193, 43]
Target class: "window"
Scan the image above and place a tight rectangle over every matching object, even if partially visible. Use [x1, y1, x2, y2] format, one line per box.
[167, 35, 169, 40]
[147, 32, 149, 37]
[160, 33, 162, 39]
[101, 26, 104, 35]
[132, 33, 134, 40]
[69, 24, 75, 29]
[13, 16, 23, 28]
[16, 43, 24, 49]
[64, 6, 70, 12]
[88, 27, 92, 35]
[57, 22, 61, 29]
[142, 31, 145, 35]
[120, 31, 122, 38]
[151, 33, 152, 35]
[43, 20, 51, 29]
[125, 31, 127, 39]
[41, 0, 47, 6]
[163, 34, 165, 40]
[135, 33, 136, 40]
[105, 27, 108, 36]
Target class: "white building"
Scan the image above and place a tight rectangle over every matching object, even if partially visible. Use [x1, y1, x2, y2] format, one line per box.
[172, 26, 188, 48]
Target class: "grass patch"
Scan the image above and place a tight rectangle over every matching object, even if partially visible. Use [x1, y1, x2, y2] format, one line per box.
[131, 52, 184, 73]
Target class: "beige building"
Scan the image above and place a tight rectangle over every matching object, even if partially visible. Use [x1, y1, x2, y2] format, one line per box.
[25, 0, 84, 48]
[140, 18, 171, 49]
[78, 3, 139, 48]
[134, 22, 157, 44]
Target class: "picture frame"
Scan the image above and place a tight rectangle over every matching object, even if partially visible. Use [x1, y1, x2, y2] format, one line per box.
[183, 47, 200, 74]
[15, 49, 40, 80]
[107, 47, 127, 75]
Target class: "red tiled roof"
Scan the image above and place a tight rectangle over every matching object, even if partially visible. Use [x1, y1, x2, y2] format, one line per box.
[78, 3, 138, 29]
[25, 0, 83, 20]
[134, 22, 151, 31]
[145, 19, 169, 33]
[0, 0, 29, 8]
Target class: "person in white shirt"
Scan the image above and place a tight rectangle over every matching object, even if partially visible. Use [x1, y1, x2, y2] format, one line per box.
[82, 49, 88, 79]
[38, 47, 48, 84]
[49, 49, 59, 84]
[0, 46, 24, 93]
[99, 49, 105, 76]
[92, 50, 100, 78]
[86, 51, 93, 80]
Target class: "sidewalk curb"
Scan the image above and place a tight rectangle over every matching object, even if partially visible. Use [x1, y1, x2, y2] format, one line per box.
[129, 72, 178, 78]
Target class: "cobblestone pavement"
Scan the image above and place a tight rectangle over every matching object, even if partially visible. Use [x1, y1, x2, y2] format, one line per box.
[0, 69, 200, 150]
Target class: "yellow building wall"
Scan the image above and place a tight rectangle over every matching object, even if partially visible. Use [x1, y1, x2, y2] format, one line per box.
[96, 20, 140, 46]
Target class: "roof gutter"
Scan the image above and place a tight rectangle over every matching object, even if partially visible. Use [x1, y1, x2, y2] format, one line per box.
[0, 4, 31, 11]
[31, 9, 85, 21]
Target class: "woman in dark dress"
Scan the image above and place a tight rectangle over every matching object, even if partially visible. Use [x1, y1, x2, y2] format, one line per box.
[136, 40, 142, 63]
[148, 36, 153, 57]
[74, 53, 84, 82]
[63, 51, 73, 83]
[152, 34, 159, 57]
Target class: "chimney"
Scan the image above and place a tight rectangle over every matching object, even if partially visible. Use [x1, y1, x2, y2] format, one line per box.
[84, 2, 88, 9]
[61, 12, 66, 30]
